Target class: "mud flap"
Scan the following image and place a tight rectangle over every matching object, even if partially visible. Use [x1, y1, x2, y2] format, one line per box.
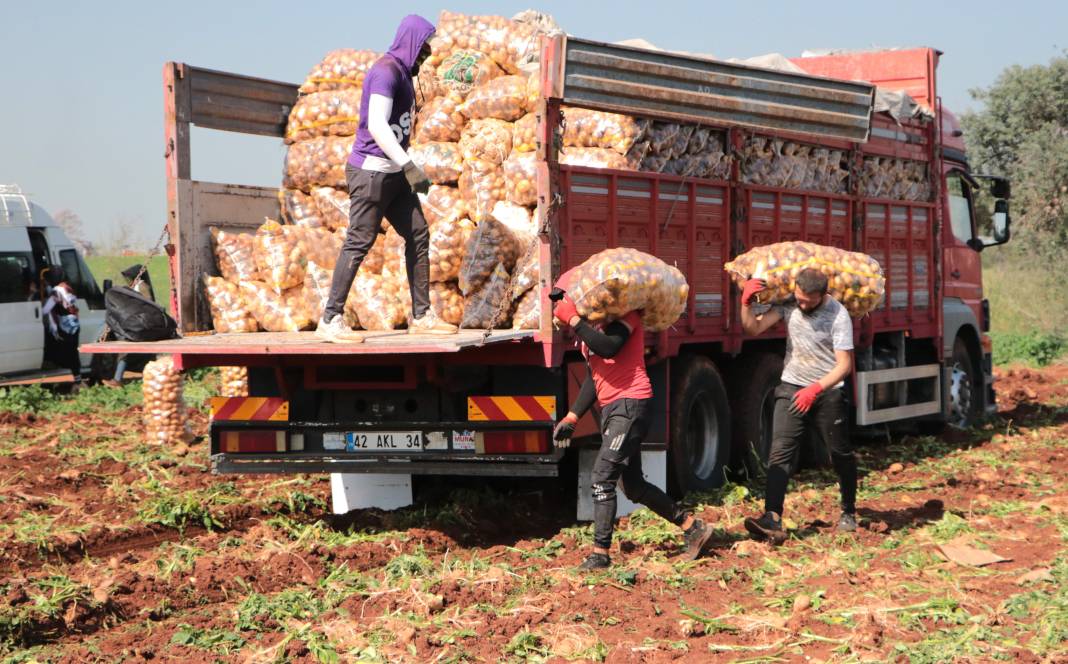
[575, 449, 667, 521]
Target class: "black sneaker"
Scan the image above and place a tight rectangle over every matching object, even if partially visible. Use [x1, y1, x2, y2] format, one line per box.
[682, 519, 714, 560]
[744, 511, 787, 544]
[578, 553, 611, 570]
[837, 511, 858, 533]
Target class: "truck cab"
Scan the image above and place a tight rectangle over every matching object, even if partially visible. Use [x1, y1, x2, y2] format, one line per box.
[0, 185, 107, 382]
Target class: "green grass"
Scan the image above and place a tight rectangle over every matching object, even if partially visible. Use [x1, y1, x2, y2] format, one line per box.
[990, 330, 1066, 367]
[84, 255, 170, 304]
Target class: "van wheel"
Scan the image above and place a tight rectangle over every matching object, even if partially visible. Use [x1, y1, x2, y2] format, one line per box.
[669, 357, 731, 495]
[728, 352, 784, 486]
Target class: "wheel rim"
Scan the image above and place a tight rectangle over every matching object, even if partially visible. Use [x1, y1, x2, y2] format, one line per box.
[687, 391, 720, 481]
[949, 362, 973, 428]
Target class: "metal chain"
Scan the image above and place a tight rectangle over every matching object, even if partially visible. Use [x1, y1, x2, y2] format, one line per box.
[95, 223, 171, 343]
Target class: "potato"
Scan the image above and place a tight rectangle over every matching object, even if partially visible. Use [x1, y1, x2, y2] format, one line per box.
[426, 11, 541, 75]
[460, 75, 529, 121]
[429, 213, 476, 282]
[513, 113, 537, 153]
[459, 216, 519, 295]
[512, 287, 540, 330]
[254, 219, 306, 292]
[459, 118, 513, 165]
[285, 89, 362, 144]
[414, 93, 467, 143]
[203, 276, 259, 334]
[567, 247, 689, 332]
[503, 151, 537, 206]
[210, 227, 260, 283]
[561, 106, 644, 155]
[219, 366, 249, 398]
[142, 356, 191, 446]
[241, 280, 314, 332]
[311, 186, 349, 232]
[299, 49, 379, 94]
[436, 50, 505, 98]
[423, 185, 467, 225]
[283, 136, 354, 192]
[458, 158, 507, 223]
[461, 262, 512, 329]
[724, 241, 885, 317]
[409, 142, 463, 185]
[430, 281, 465, 326]
[279, 189, 325, 229]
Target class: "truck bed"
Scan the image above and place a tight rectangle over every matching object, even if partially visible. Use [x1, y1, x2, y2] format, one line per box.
[82, 329, 536, 356]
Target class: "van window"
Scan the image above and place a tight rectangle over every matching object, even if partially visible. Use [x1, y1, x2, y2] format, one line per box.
[0, 253, 34, 303]
[58, 249, 104, 309]
[946, 173, 975, 245]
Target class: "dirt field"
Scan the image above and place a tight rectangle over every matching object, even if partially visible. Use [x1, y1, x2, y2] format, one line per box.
[1, 366, 1066, 663]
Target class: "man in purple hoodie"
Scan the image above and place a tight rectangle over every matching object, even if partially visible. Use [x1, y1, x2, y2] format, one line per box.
[317, 14, 457, 342]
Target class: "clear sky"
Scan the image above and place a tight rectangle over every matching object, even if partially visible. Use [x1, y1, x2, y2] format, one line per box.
[0, 0, 1062, 246]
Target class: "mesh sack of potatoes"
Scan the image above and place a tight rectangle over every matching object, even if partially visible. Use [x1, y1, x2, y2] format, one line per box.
[561, 107, 644, 155]
[427, 11, 540, 75]
[459, 118, 513, 164]
[352, 271, 411, 330]
[279, 189, 326, 229]
[299, 49, 379, 94]
[460, 75, 529, 121]
[429, 212, 476, 282]
[240, 281, 313, 332]
[724, 241, 885, 318]
[430, 281, 465, 326]
[210, 227, 260, 283]
[283, 136, 354, 191]
[503, 151, 537, 206]
[647, 122, 680, 156]
[203, 276, 259, 334]
[359, 223, 402, 275]
[422, 185, 468, 225]
[860, 157, 929, 201]
[459, 215, 519, 295]
[254, 219, 306, 292]
[436, 50, 505, 98]
[669, 126, 694, 159]
[513, 112, 537, 152]
[512, 287, 540, 329]
[285, 89, 362, 144]
[560, 147, 635, 170]
[566, 247, 689, 332]
[297, 223, 344, 271]
[458, 158, 507, 222]
[142, 356, 192, 446]
[414, 93, 467, 143]
[511, 243, 540, 301]
[461, 262, 513, 329]
[219, 366, 249, 398]
[409, 142, 463, 185]
[491, 200, 536, 247]
[311, 186, 350, 232]
[304, 259, 360, 328]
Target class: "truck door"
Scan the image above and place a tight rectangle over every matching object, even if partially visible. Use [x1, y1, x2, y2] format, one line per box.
[942, 171, 983, 316]
[0, 229, 45, 375]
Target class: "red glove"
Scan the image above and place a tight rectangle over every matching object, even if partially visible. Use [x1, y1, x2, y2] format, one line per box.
[741, 278, 766, 306]
[553, 294, 579, 327]
[791, 383, 823, 414]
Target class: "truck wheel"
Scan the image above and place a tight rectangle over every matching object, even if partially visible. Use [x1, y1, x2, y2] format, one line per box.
[669, 357, 730, 494]
[728, 352, 783, 485]
[948, 338, 980, 428]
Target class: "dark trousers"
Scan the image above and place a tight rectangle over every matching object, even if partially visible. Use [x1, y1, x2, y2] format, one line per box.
[764, 383, 857, 516]
[58, 330, 81, 380]
[324, 166, 431, 321]
[591, 398, 686, 549]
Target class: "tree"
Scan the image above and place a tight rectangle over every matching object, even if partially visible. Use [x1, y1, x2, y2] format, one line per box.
[961, 53, 1068, 245]
[52, 209, 90, 254]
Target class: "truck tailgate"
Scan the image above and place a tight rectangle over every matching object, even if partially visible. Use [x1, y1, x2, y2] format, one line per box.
[82, 329, 536, 356]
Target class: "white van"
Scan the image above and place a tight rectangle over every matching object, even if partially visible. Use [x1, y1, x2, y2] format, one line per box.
[0, 185, 107, 381]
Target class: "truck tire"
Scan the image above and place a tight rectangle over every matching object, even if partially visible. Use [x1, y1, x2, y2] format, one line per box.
[948, 337, 981, 428]
[669, 356, 731, 495]
[728, 352, 784, 485]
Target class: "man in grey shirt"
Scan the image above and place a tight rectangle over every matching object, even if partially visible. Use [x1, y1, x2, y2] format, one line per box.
[738, 267, 858, 543]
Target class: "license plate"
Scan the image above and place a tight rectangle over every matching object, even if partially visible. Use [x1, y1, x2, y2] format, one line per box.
[346, 431, 423, 452]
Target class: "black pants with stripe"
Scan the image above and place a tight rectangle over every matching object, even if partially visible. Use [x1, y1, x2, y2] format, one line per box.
[591, 397, 686, 549]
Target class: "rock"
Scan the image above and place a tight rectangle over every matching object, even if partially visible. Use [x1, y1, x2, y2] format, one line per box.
[396, 626, 416, 645]
[792, 594, 811, 614]
[58, 469, 83, 481]
[868, 520, 890, 534]
[678, 618, 705, 638]
[92, 587, 110, 604]
[1022, 386, 1038, 400]
[887, 462, 905, 474]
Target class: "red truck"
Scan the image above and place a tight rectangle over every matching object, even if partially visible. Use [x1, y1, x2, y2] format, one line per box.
[86, 39, 1010, 496]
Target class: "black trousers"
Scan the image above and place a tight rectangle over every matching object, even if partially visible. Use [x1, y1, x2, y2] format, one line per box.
[764, 383, 857, 516]
[591, 398, 686, 549]
[323, 166, 431, 321]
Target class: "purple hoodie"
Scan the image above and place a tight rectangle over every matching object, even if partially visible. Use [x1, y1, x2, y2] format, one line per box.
[348, 15, 436, 169]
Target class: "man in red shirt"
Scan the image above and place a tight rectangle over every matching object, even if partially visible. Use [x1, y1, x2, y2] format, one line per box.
[551, 284, 713, 569]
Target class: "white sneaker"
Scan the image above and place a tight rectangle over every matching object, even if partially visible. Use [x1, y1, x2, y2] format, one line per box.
[315, 315, 364, 343]
[408, 310, 458, 335]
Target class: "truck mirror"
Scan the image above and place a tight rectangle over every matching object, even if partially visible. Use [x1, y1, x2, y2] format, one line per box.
[990, 178, 1011, 200]
[991, 199, 1010, 244]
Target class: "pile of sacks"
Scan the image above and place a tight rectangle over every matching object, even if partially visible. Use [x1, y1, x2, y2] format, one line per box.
[740, 137, 850, 193]
[725, 241, 885, 317]
[859, 156, 931, 202]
